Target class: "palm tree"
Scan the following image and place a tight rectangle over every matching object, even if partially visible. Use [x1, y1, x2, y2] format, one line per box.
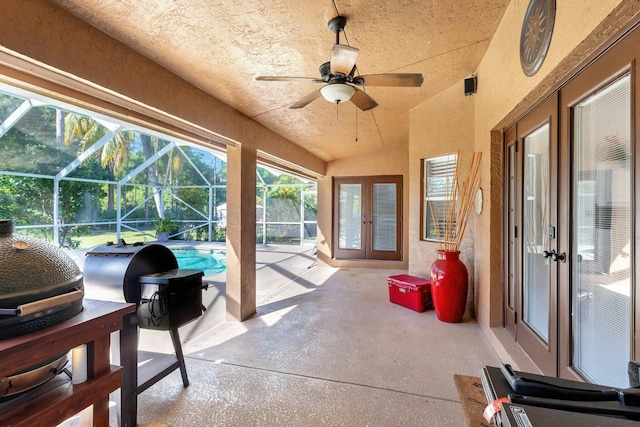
[63, 114, 184, 221]
[168, 147, 185, 212]
[139, 134, 164, 218]
[56, 109, 65, 147]
[63, 113, 134, 211]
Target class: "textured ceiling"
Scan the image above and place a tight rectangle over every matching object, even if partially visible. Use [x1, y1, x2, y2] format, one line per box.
[48, 0, 509, 162]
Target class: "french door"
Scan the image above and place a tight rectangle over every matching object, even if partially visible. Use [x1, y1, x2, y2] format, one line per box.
[333, 176, 402, 260]
[508, 94, 559, 376]
[557, 33, 635, 386]
[506, 25, 639, 385]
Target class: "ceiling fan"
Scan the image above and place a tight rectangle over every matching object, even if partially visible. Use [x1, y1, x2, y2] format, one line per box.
[256, 15, 424, 111]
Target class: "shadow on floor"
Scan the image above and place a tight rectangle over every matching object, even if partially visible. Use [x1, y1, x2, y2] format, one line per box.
[134, 266, 502, 426]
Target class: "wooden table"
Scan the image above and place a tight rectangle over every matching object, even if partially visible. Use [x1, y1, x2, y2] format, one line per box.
[0, 299, 135, 427]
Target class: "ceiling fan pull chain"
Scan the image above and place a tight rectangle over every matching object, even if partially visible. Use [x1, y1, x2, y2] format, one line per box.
[355, 107, 358, 142]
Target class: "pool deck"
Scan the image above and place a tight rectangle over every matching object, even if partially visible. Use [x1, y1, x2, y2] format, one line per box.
[72, 241, 318, 353]
[146, 241, 318, 352]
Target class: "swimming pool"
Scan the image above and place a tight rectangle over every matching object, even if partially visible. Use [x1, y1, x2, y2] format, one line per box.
[171, 248, 227, 276]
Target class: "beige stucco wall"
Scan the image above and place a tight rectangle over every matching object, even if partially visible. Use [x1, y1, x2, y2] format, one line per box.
[472, 0, 630, 332]
[407, 81, 476, 314]
[407, 0, 637, 335]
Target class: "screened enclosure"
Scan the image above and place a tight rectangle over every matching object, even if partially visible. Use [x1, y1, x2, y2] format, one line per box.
[0, 83, 317, 250]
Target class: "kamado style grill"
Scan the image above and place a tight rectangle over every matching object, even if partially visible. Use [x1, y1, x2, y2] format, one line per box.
[0, 219, 84, 398]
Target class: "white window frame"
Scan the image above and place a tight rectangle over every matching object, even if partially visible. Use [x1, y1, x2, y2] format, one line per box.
[422, 153, 457, 241]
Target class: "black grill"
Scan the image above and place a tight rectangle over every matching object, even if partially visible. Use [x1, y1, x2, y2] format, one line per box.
[82, 242, 205, 330]
[83, 242, 178, 304]
[82, 240, 207, 397]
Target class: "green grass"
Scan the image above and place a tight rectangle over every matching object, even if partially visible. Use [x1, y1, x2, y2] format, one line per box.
[67, 228, 313, 250]
[73, 229, 154, 250]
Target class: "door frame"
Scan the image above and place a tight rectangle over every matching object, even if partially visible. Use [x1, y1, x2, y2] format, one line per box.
[332, 175, 403, 261]
[504, 125, 518, 337]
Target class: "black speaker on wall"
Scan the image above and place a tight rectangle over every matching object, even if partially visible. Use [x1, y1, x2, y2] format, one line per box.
[464, 77, 477, 96]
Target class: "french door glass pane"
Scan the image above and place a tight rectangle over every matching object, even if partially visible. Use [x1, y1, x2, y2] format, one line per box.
[523, 124, 551, 341]
[372, 183, 396, 251]
[338, 183, 362, 250]
[572, 74, 631, 387]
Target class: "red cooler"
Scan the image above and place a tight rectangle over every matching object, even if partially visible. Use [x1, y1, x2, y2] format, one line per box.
[387, 274, 432, 312]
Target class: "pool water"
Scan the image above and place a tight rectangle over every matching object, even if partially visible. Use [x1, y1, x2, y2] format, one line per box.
[171, 248, 226, 276]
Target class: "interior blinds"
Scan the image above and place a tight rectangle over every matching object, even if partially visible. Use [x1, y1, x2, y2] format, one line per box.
[423, 154, 457, 240]
[338, 183, 362, 250]
[372, 183, 396, 251]
[572, 73, 631, 387]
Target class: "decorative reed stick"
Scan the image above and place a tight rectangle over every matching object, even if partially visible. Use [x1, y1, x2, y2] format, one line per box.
[428, 150, 482, 252]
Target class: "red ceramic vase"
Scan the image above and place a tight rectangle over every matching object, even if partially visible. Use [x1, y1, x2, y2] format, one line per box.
[430, 250, 468, 323]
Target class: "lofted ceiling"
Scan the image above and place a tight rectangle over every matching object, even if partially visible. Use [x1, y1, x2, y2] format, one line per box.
[48, 0, 510, 162]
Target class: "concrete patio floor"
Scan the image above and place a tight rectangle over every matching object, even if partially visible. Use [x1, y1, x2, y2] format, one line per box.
[129, 244, 522, 426]
[70, 243, 533, 426]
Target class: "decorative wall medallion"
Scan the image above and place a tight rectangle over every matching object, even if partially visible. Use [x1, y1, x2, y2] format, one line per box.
[520, 0, 556, 76]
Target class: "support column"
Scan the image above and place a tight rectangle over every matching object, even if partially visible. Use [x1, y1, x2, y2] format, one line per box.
[225, 144, 257, 321]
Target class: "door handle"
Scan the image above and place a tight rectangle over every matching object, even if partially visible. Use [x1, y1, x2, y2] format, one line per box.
[551, 251, 566, 263]
[543, 249, 566, 263]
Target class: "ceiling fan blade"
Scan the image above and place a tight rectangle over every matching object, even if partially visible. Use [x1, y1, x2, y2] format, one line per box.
[359, 73, 424, 87]
[256, 76, 322, 83]
[350, 89, 378, 111]
[330, 44, 359, 75]
[289, 90, 322, 109]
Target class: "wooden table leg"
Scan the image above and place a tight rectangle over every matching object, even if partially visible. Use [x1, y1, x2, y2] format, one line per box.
[119, 312, 139, 427]
[88, 334, 111, 427]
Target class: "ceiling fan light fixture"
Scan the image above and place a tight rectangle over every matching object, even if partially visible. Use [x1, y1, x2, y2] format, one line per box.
[320, 83, 355, 104]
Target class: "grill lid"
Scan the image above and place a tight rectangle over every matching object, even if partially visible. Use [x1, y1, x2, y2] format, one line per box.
[0, 219, 84, 340]
[0, 219, 83, 308]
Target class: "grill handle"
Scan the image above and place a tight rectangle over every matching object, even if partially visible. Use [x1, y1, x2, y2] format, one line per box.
[0, 290, 83, 317]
